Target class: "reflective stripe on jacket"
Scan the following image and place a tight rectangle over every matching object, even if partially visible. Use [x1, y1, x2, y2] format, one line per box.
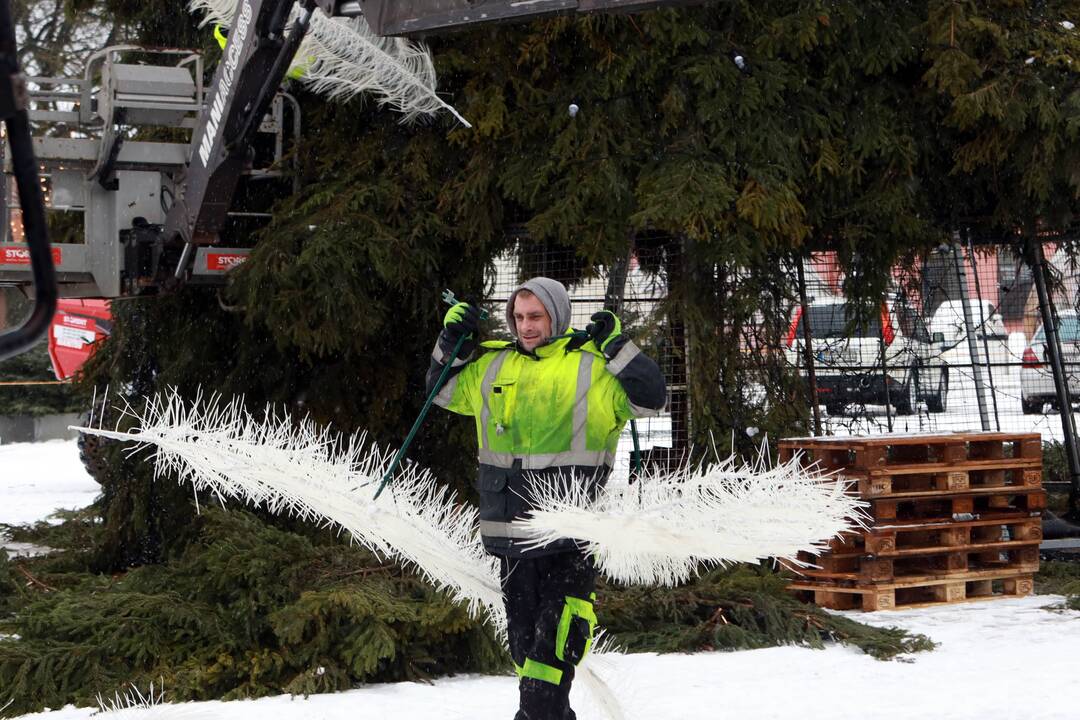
[429, 334, 666, 557]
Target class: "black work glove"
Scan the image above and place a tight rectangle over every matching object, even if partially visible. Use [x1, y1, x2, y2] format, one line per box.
[586, 310, 627, 359]
[443, 301, 481, 341]
[436, 301, 481, 363]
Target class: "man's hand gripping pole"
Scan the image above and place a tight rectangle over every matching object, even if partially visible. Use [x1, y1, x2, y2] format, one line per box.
[374, 290, 487, 499]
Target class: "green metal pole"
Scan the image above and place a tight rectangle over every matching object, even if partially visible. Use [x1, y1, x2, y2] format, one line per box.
[630, 418, 642, 478]
[373, 332, 467, 500]
[375, 290, 485, 499]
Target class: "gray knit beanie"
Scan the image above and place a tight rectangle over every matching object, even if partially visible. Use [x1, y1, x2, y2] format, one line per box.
[505, 277, 571, 338]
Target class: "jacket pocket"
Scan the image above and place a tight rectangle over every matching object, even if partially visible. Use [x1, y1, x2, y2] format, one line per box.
[488, 379, 516, 436]
[476, 466, 508, 520]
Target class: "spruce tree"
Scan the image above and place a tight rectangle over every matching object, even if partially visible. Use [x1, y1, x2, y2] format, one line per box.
[72, 0, 1080, 571]
[6, 2, 1079, 712]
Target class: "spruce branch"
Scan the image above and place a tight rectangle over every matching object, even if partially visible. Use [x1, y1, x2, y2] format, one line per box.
[14, 564, 57, 592]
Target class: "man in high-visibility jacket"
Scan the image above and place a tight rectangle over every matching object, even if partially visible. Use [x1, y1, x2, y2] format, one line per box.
[426, 277, 667, 720]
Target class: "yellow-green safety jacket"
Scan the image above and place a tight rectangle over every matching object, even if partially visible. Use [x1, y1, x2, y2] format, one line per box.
[427, 333, 667, 557]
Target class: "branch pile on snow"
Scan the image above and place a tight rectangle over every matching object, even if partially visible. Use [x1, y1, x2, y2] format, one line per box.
[189, 0, 470, 126]
[73, 390, 502, 625]
[514, 448, 867, 586]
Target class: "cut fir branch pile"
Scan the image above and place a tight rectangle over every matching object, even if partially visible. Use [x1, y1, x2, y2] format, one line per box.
[598, 564, 935, 661]
[0, 508, 507, 717]
[1, 510, 936, 717]
[1035, 560, 1080, 611]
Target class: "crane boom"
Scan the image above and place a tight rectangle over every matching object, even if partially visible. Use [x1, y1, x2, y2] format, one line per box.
[351, 0, 708, 37]
[0, 0, 710, 363]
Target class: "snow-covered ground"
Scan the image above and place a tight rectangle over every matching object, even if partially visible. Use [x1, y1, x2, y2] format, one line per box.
[3, 441, 1080, 719]
[0, 440, 100, 527]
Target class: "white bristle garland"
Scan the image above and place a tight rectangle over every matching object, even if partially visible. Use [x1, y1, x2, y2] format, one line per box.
[75, 390, 624, 720]
[570, 631, 627, 720]
[188, 0, 470, 127]
[74, 389, 503, 625]
[94, 679, 216, 718]
[514, 448, 867, 586]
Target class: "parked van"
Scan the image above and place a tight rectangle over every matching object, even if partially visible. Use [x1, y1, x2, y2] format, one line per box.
[928, 299, 1009, 368]
[785, 298, 949, 416]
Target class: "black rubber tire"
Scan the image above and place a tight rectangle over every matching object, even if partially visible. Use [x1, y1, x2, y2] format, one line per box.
[825, 402, 845, 416]
[76, 409, 107, 483]
[894, 371, 919, 415]
[1021, 396, 1043, 415]
[926, 369, 948, 413]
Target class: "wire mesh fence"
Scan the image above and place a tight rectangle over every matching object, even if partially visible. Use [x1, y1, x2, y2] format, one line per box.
[487, 237, 1080, 483]
[791, 241, 1079, 446]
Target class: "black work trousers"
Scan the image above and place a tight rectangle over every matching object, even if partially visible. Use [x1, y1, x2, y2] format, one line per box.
[500, 551, 597, 720]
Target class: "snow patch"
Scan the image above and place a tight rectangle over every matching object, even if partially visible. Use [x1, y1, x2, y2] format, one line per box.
[0, 440, 99, 526]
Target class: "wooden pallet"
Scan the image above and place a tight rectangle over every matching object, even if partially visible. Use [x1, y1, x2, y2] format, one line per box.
[825, 516, 1043, 556]
[781, 432, 1043, 611]
[841, 464, 1042, 498]
[779, 432, 1042, 477]
[789, 543, 1041, 584]
[868, 487, 1046, 522]
[787, 569, 1034, 611]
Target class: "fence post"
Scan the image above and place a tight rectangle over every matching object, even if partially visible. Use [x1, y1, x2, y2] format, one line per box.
[796, 258, 822, 436]
[952, 240, 991, 431]
[1026, 236, 1080, 517]
[965, 236, 1001, 430]
[879, 306, 894, 433]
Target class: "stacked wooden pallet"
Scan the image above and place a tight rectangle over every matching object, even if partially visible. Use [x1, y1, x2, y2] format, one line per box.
[780, 432, 1045, 611]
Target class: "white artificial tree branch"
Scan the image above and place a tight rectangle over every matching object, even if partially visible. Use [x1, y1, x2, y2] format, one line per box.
[188, 0, 470, 127]
[514, 451, 867, 586]
[75, 389, 503, 625]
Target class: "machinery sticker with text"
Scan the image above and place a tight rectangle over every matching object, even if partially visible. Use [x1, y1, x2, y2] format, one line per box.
[53, 323, 96, 349]
[207, 252, 248, 271]
[1, 246, 63, 265]
[197, 0, 253, 167]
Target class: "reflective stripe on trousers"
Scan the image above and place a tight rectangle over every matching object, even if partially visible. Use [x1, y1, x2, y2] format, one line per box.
[480, 519, 538, 540]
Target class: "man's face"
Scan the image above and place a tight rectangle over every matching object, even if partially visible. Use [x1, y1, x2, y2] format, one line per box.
[513, 293, 552, 351]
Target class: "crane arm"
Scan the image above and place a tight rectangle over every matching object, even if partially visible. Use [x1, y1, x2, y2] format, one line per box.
[164, 0, 316, 280]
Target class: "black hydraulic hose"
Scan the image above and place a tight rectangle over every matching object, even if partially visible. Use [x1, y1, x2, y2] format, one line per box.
[0, 0, 56, 362]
